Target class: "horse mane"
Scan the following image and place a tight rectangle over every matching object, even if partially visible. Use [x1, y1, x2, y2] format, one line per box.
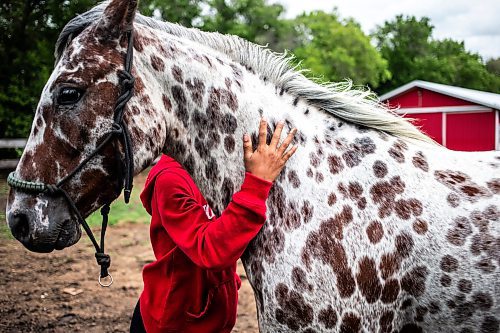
[56, 1, 434, 143]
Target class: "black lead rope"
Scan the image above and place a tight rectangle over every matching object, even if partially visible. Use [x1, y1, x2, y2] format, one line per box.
[7, 30, 136, 287]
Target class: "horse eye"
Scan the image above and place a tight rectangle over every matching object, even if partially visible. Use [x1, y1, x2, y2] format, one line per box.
[58, 87, 84, 105]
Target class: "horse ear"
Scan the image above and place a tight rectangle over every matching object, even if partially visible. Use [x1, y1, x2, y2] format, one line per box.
[96, 0, 138, 40]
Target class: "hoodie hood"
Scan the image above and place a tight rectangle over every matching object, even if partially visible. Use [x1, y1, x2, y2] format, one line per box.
[140, 154, 182, 215]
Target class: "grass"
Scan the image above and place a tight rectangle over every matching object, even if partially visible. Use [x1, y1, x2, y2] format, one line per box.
[86, 189, 150, 227]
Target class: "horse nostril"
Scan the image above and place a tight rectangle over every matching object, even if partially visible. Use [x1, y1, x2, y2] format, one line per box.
[10, 212, 31, 241]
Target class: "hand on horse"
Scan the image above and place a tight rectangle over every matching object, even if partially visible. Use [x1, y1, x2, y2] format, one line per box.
[243, 118, 298, 182]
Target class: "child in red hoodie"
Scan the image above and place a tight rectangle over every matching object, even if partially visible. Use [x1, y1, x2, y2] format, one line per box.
[131, 119, 297, 333]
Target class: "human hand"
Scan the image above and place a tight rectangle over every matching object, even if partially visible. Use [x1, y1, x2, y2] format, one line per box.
[242, 118, 298, 182]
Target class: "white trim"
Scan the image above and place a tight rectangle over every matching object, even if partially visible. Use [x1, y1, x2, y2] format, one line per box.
[380, 80, 500, 110]
[495, 110, 499, 151]
[442, 113, 447, 147]
[395, 105, 492, 115]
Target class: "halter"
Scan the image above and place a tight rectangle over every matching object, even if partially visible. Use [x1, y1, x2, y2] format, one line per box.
[7, 30, 136, 287]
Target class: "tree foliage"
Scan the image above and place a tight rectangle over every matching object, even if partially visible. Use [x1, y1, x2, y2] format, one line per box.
[486, 57, 500, 76]
[292, 11, 390, 88]
[0, 0, 100, 138]
[139, 0, 203, 27]
[373, 15, 500, 94]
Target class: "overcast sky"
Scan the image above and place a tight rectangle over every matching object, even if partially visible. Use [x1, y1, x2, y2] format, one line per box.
[273, 0, 500, 60]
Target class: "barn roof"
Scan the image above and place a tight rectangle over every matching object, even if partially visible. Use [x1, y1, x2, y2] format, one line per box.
[380, 80, 500, 110]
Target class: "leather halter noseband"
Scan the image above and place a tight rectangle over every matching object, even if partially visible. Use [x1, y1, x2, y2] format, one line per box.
[7, 30, 136, 287]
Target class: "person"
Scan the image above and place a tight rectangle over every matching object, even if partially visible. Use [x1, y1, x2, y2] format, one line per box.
[130, 118, 298, 333]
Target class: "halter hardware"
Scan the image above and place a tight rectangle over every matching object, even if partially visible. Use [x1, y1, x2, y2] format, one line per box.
[7, 29, 136, 287]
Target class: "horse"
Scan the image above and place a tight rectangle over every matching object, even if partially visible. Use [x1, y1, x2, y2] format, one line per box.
[6, 0, 499, 332]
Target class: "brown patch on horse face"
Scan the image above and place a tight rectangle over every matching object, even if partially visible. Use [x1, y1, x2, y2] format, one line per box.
[401, 266, 429, 297]
[412, 151, 429, 172]
[356, 257, 382, 303]
[328, 155, 344, 174]
[373, 160, 388, 178]
[171, 65, 183, 83]
[339, 312, 361, 333]
[274, 283, 314, 330]
[150, 54, 165, 71]
[366, 221, 383, 244]
[318, 305, 337, 329]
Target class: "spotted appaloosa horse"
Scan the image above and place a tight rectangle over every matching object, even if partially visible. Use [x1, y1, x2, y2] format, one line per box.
[6, 0, 499, 331]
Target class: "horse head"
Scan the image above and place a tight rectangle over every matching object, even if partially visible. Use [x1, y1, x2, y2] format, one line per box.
[5, 0, 159, 252]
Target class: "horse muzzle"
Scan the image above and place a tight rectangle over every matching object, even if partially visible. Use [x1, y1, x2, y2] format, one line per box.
[6, 191, 81, 252]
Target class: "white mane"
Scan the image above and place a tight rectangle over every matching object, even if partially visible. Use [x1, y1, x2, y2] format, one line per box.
[56, 1, 435, 144]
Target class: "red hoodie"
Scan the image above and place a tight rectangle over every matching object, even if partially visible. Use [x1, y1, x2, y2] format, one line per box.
[139, 155, 272, 333]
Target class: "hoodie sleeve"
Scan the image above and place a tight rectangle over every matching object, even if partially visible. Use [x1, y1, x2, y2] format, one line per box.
[154, 170, 273, 270]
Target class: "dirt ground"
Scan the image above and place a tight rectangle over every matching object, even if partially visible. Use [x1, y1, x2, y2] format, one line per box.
[0, 172, 259, 333]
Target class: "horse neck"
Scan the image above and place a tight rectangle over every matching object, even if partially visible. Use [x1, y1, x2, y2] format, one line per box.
[131, 24, 340, 214]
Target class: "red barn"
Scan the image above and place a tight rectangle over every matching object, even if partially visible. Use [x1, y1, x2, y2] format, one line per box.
[380, 80, 500, 151]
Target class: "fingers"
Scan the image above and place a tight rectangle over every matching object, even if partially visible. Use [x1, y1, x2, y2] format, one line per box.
[282, 145, 298, 162]
[258, 118, 268, 148]
[270, 121, 284, 149]
[242, 133, 253, 160]
[277, 128, 297, 155]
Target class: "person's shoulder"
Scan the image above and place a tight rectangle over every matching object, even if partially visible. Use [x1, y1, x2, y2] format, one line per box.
[155, 165, 196, 192]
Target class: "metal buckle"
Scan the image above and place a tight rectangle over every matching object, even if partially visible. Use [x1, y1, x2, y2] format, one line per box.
[98, 273, 113, 287]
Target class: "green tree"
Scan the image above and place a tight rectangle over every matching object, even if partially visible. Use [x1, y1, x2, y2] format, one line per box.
[292, 11, 390, 88]
[373, 15, 500, 93]
[0, 0, 99, 138]
[139, 0, 203, 27]
[201, 0, 288, 48]
[486, 57, 500, 76]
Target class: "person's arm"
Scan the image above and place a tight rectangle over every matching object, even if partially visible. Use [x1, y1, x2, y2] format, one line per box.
[157, 118, 298, 270]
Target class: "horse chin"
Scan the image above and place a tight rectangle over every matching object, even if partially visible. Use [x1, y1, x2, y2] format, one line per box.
[54, 219, 81, 250]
